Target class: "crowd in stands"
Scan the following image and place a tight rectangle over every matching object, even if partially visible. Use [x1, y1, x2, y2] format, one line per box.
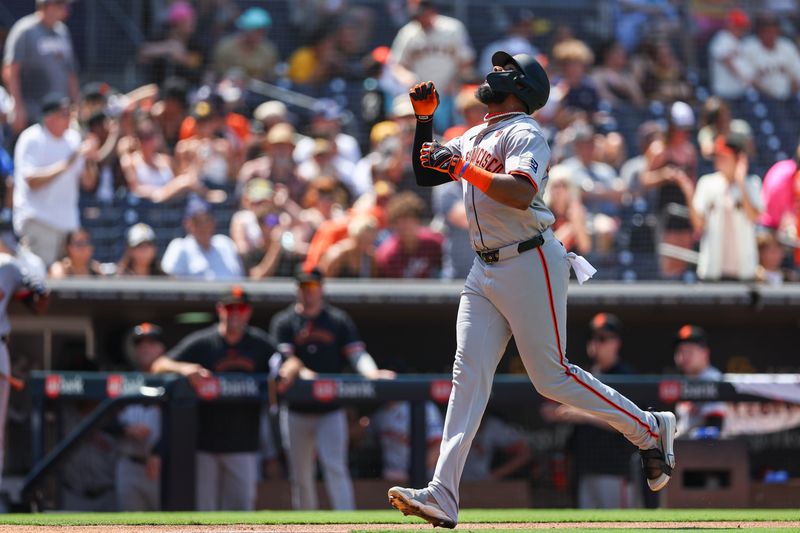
[1, 0, 799, 286]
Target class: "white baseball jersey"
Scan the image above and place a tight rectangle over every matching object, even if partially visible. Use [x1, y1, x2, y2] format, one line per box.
[444, 115, 555, 251]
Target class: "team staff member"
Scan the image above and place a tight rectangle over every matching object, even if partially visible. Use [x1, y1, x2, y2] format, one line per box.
[271, 268, 395, 510]
[114, 323, 166, 511]
[387, 53, 676, 528]
[151, 286, 284, 511]
[543, 313, 639, 508]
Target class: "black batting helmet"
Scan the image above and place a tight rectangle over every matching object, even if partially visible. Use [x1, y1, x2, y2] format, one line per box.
[487, 51, 550, 114]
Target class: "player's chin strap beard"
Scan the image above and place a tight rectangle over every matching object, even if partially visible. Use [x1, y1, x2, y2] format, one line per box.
[484, 111, 527, 122]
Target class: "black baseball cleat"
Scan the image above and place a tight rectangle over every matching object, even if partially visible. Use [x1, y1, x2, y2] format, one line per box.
[640, 411, 677, 491]
[388, 486, 456, 529]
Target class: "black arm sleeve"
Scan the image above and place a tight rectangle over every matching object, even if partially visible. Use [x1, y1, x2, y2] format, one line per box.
[412, 119, 452, 187]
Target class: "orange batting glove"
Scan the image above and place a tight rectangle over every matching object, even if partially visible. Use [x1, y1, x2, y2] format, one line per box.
[409, 81, 439, 122]
[420, 141, 495, 193]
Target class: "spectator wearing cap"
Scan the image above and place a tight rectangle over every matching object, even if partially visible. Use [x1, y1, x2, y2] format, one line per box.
[672, 325, 726, 438]
[161, 201, 243, 280]
[114, 323, 166, 511]
[212, 7, 278, 81]
[238, 122, 306, 205]
[389, 0, 475, 131]
[13, 95, 99, 266]
[351, 120, 402, 199]
[709, 9, 754, 100]
[175, 100, 239, 187]
[642, 101, 698, 279]
[542, 312, 638, 508]
[478, 8, 539, 76]
[116, 223, 164, 277]
[697, 98, 754, 161]
[552, 122, 625, 255]
[295, 100, 361, 167]
[684, 133, 763, 281]
[230, 178, 305, 279]
[742, 11, 800, 100]
[270, 268, 395, 509]
[376, 191, 443, 279]
[2, 0, 78, 133]
[253, 100, 290, 139]
[138, 0, 204, 85]
[78, 82, 114, 127]
[152, 286, 284, 510]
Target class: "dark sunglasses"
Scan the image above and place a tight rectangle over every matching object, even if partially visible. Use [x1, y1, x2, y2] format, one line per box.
[591, 334, 617, 343]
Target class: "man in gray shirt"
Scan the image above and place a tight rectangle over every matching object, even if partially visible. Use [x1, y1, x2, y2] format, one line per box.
[2, 0, 79, 132]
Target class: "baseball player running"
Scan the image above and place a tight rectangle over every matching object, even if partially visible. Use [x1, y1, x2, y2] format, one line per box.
[387, 52, 676, 528]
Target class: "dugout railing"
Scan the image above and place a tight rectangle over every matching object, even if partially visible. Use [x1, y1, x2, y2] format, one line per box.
[18, 372, 800, 511]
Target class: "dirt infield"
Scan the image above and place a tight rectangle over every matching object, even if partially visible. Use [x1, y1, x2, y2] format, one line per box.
[1, 522, 799, 532]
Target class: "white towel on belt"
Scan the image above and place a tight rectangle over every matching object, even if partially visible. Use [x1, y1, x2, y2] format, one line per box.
[566, 253, 597, 284]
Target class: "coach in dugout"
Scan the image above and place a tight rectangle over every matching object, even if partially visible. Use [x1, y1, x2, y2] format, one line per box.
[151, 286, 288, 511]
[271, 268, 395, 510]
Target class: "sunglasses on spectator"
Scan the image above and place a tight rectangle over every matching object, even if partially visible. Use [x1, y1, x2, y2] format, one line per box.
[591, 334, 617, 343]
[69, 240, 92, 248]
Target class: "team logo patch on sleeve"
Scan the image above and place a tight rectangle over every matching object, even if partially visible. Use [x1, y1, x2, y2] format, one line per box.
[521, 153, 538, 174]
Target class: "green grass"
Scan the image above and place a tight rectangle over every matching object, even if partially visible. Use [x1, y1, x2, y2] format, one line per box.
[0, 508, 797, 526]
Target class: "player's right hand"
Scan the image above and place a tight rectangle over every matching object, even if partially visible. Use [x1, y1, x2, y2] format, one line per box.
[420, 141, 460, 178]
[409, 81, 439, 122]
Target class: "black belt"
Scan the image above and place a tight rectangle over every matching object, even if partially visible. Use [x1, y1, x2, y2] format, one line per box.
[476, 234, 545, 264]
[123, 455, 147, 465]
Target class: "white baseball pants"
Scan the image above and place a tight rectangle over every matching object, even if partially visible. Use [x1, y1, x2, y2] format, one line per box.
[427, 237, 658, 521]
[280, 406, 355, 510]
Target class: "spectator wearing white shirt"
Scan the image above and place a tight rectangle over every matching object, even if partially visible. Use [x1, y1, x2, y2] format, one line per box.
[685, 134, 763, 281]
[709, 9, 753, 100]
[161, 200, 243, 280]
[389, 0, 475, 131]
[13, 94, 98, 266]
[742, 12, 800, 100]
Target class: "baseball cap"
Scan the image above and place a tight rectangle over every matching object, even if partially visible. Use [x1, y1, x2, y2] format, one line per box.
[81, 82, 113, 102]
[236, 7, 271, 31]
[714, 132, 748, 157]
[127, 223, 156, 248]
[266, 122, 297, 145]
[312, 99, 343, 121]
[296, 267, 323, 285]
[191, 100, 214, 121]
[670, 101, 695, 129]
[245, 179, 274, 202]
[185, 197, 212, 220]
[37, 0, 75, 5]
[254, 100, 288, 123]
[390, 94, 415, 119]
[589, 312, 622, 337]
[41, 93, 70, 116]
[727, 9, 750, 29]
[167, 1, 195, 25]
[132, 322, 163, 344]
[219, 285, 250, 306]
[674, 324, 708, 347]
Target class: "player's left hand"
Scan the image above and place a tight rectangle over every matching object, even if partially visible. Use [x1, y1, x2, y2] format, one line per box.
[420, 141, 460, 178]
